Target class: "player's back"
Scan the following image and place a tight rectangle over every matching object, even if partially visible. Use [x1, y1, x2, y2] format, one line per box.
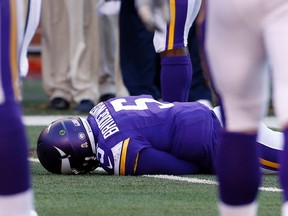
[90, 95, 217, 150]
[87, 95, 221, 174]
[88, 95, 173, 143]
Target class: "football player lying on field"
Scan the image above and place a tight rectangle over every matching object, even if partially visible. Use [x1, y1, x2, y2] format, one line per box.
[37, 95, 282, 175]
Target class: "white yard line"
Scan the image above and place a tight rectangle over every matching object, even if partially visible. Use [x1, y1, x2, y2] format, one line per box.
[144, 174, 217, 185]
[29, 158, 281, 193]
[29, 158, 40, 163]
[144, 175, 282, 193]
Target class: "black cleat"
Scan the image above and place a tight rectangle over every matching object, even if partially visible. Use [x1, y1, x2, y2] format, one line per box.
[99, 94, 116, 102]
[75, 100, 95, 113]
[48, 97, 70, 110]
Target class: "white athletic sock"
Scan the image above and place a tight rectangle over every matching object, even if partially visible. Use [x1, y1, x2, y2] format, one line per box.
[282, 202, 288, 216]
[0, 190, 37, 216]
[219, 201, 258, 216]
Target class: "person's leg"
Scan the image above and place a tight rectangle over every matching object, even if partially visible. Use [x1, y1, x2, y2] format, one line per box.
[0, 1, 39, 215]
[153, 0, 201, 102]
[41, 0, 71, 109]
[98, 14, 118, 101]
[214, 107, 284, 174]
[119, 0, 161, 100]
[160, 50, 192, 102]
[263, 4, 288, 214]
[71, 0, 99, 112]
[0, 105, 36, 216]
[187, 22, 212, 106]
[206, 0, 268, 215]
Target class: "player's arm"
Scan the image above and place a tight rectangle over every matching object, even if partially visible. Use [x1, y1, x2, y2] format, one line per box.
[135, 147, 200, 175]
[135, 0, 170, 32]
[19, 0, 42, 78]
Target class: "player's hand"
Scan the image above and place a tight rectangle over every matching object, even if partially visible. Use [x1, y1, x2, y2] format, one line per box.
[97, 0, 121, 16]
[135, 0, 170, 32]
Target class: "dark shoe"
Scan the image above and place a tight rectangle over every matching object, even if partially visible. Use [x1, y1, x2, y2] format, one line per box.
[99, 94, 116, 102]
[48, 97, 70, 110]
[75, 100, 95, 113]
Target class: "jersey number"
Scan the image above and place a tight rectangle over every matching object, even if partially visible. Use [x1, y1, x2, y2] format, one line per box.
[110, 98, 174, 112]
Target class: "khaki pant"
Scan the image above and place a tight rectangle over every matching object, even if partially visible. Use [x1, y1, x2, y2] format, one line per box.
[41, 0, 128, 103]
[98, 13, 129, 97]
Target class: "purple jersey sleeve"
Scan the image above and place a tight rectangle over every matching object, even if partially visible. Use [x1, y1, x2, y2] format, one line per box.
[136, 147, 200, 175]
[95, 136, 151, 175]
[258, 142, 281, 173]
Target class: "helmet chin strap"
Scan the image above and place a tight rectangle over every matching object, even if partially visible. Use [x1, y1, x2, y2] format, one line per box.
[79, 117, 97, 154]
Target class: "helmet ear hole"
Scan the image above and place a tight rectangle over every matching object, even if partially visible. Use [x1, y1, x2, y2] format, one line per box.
[37, 117, 99, 174]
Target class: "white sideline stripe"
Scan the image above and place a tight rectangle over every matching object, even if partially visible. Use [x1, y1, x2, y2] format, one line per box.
[23, 115, 86, 126]
[260, 187, 282, 192]
[144, 175, 282, 193]
[23, 115, 280, 128]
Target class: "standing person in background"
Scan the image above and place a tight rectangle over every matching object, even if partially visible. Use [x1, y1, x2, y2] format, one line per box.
[188, 0, 213, 108]
[119, 0, 162, 100]
[41, 0, 99, 112]
[206, 0, 288, 215]
[97, 0, 129, 102]
[0, 0, 40, 215]
[187, 21, 212, 108]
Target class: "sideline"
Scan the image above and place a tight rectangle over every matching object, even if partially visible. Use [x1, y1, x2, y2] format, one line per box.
[23, 115, 85, 126]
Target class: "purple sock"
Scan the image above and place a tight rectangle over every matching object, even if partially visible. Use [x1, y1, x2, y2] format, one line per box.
[0, 103, 31, 195]
[279, 128, 288, 201]
[160, 55, 192, 102]
[216, 131, 261, 205]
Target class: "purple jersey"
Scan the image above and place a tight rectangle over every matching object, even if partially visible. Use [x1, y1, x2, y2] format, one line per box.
[87, 95, 221, 175]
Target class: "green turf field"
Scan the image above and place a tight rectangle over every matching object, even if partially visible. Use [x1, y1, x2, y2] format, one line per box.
[24, 78, 283, 216]
[28, 135, 283, 216]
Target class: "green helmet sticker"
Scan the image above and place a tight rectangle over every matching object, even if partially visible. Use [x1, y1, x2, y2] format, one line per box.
[59, 130, 66, 136]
